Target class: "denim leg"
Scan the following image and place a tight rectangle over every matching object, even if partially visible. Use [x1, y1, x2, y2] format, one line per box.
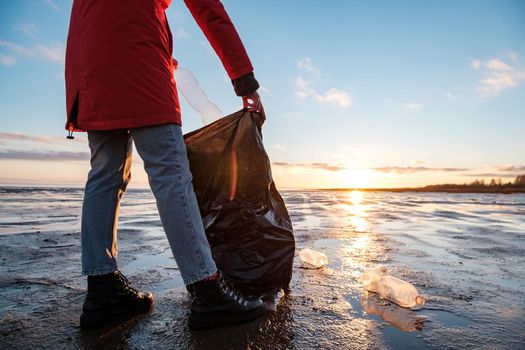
[131, 124, 217, 285]
[81, 130, 132, 275]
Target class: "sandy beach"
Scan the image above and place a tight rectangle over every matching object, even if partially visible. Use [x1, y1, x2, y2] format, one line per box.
[1, 187, 524, 349]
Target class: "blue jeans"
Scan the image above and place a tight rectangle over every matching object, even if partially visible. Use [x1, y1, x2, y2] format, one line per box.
[81, 124, 217, 285]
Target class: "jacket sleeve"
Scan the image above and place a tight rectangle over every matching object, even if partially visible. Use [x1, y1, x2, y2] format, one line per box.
[184, 0, 254, 81]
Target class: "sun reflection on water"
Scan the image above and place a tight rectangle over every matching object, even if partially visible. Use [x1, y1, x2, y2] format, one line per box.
[351, 189, 363, 204]
[351, 235, 370, 250]
[340, 190, 370, 233]
[336, 190, 377, 280]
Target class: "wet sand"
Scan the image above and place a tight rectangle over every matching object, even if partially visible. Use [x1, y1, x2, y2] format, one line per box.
[1, 187, 524, 349]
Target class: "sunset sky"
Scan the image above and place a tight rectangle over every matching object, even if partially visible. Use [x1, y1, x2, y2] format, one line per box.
[0, 0, 524, 189]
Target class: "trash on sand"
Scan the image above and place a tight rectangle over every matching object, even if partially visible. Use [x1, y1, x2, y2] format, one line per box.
[360, 267, 424, 308]
[184, 109, 295, 296]
[360, 265, 388, 293]
[299, 248, 328, 269]
[377, 275, 425, 308]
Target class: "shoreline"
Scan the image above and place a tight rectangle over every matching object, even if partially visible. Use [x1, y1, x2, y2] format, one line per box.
[2, 185, 525, 194]
[318, 188, 525, 194]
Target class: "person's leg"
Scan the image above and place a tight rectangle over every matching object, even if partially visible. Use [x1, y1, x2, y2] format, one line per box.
[80, 129, 153, 329]
[81, 129, 132, 275]
[131, 124, 264, 330]
[131, 124, 217, 284]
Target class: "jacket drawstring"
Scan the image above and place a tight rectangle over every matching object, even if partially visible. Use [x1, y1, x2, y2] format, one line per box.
[67, 124, 75, 140]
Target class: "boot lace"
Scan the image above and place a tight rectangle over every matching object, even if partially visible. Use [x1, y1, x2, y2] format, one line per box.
[115, 272, 140, 297]
[218, 275, 249, 307]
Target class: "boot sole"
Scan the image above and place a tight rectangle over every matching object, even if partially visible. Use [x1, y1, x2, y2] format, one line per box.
[80, 301, 153, 329]
[189, 305, 265, 330]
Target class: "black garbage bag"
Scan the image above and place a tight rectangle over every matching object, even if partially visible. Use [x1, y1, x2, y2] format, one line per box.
[184, 109, 295, 296]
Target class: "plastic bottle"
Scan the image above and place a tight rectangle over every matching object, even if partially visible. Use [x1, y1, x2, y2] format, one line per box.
[174, 67, 223, 125]
[298, 248, 328, 269]
[360, 265, 388, 293]
[376, 275, 425, 308]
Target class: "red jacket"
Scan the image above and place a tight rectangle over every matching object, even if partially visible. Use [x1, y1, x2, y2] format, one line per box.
[65, 0, 255, 131]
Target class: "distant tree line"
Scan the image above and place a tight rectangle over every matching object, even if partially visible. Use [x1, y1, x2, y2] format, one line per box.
[514, 175, 525, 185]
[327, 175, 525, 193]
[420, 174, 525, 193]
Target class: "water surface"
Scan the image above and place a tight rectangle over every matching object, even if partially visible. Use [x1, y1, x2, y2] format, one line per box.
[0, 187, 524, 349]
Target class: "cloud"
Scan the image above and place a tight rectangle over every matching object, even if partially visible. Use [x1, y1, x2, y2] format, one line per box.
[496, 165, 525, 172]
[0, 39, 65, 65]
[294, 58, 352, 108]
[295, 76, 352, 108]
[295, 76, 309, 89]
[297, 57, 320, 75]
[174, 28, 189, 38]
[471, 54, 525, 96]
[271, 161, 525, 179]
[199, 40, 215, 56]
[446, 93, 458, 101]
[373, 166, 469, 174]
[33, 43, 65, 63]
[272, 144, 287, 151]
[470, 59, 481, 70]
[42, 0, 60, 11]
[309, 162, 347, 171]
[273, 162, 296, 168]
[403, 102, 423, 110]
[273, 162, 347, 172]
[373, 164, 525, 177]
[0, 133, 87, 146]
[0, 39, 33, 56]
[485, 59, 511, 71]
[258, 86, 272, 95]
[508, 52, 519, 63]
[463, 173, 520, 178]
[0, 133, 54, 144]
[479, 72, 524, 95]
[321, 88, 352, 108]
[470, 58, 511, 71]
[281, 111, 304, 119]
[0, 54, 16, 67]
[14, 23, 39, 39]
[0, 150, 89, 161]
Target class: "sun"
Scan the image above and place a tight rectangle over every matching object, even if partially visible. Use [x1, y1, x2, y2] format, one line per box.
[340, 167, 373, 189]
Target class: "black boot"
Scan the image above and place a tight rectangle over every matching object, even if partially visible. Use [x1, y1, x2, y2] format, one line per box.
[188, 273, 264, 330]
[80, 271, 154, 329]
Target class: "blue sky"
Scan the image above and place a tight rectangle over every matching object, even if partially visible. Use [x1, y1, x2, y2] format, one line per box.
[0, 0, 524, 188]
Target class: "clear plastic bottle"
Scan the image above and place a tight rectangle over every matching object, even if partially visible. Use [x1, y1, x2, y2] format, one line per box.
[360, 265, 388, 293]
[298, 248, 328, 269]
[174, 67, 223, 125]
[377, 275, 425, 308]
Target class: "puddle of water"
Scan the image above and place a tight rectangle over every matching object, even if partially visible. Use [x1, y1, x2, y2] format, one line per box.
[345, 290, 472, 349]
[345, 292, 429, 349]
[382, 325, 428, 350]
[423, 309, 471, 328]
[312, 238, 343, 250]
[151, 275, 185, 292]
[122, 249, 185, 292]
[0, 299, 19, 318]
[123, 249, 177, 273]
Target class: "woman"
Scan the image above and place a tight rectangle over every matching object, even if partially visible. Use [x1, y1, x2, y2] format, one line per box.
[65, 0, 265, 330]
